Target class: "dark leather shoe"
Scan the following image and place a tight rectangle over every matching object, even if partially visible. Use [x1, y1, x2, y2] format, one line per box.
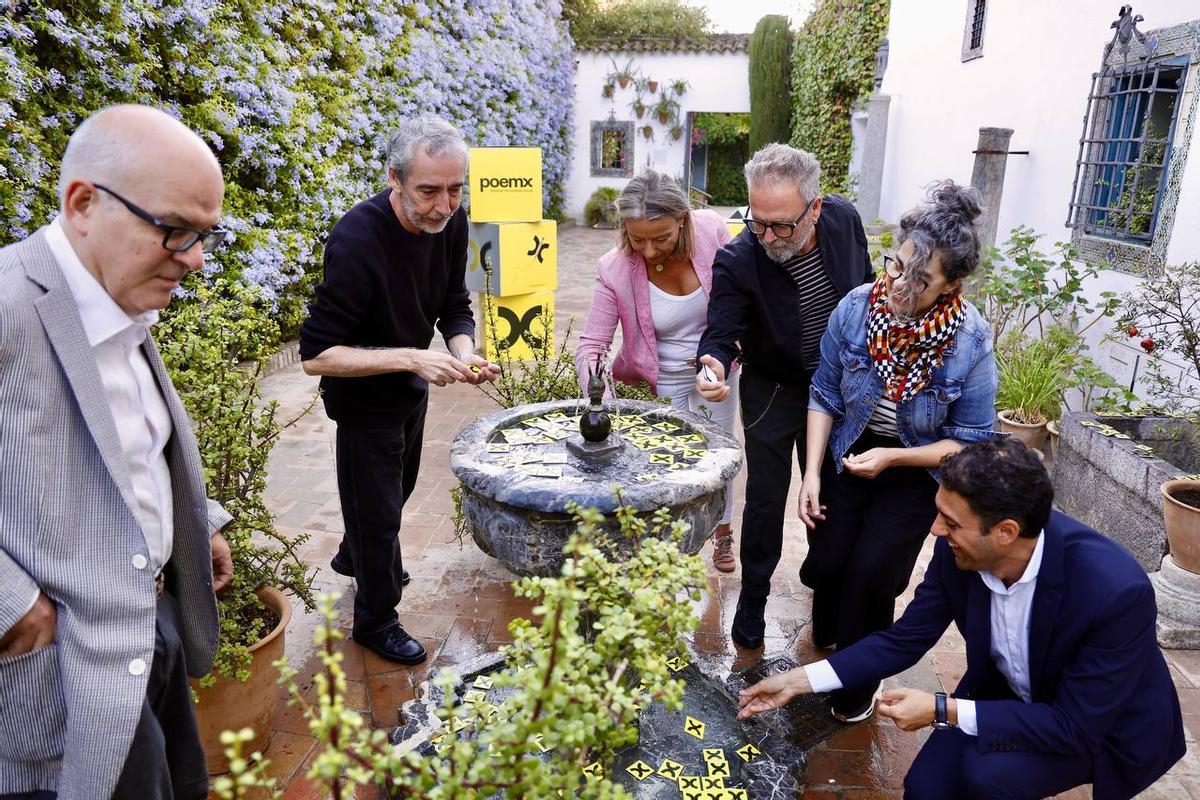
[330, 554, 410, 586]
[731, 600, 766, 650]
[353, 623, 427, 665]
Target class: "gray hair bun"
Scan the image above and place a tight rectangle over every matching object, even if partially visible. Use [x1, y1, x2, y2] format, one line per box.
[897, 180, 984, 282]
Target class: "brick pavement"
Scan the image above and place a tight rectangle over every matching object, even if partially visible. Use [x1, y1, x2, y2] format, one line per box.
[236, 225, 1196, 799]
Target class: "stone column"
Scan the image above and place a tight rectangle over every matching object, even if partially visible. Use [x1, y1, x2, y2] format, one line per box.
[1151, 555, 1200, 649]
[969, 127, 1014, 251]
[856, 94, 891, 223]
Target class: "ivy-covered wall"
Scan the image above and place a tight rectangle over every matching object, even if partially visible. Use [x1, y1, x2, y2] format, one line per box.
[789, 0, 888, 196]
[694, 112, 749, 205]
[0, 1, 574, 337]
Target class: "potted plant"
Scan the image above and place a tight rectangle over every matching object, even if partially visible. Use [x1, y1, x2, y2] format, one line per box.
[156, 279, 317, 773]
[611, 57, 636, 88]
[1161, 478, 1200, 573]
[631, 97, 646, 119]
[670, 78, 689, 95]
[601, 81, 615, 99]
[653, 95, 679, 125]
[995, 331, 1072, 449]
[641, 124, 654, 140]
[669, 124, 684, 141]
[646, 78, 659, 93]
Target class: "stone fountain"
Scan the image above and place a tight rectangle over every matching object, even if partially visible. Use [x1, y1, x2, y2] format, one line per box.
[450, 374, 743, 576]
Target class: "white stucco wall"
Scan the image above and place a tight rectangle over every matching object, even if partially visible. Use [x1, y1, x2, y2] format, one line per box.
[566, 49, 750, 222]
[875, 1, 1199, 389]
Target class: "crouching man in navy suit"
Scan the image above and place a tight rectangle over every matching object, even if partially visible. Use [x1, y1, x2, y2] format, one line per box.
[738, 439, 1185, 799]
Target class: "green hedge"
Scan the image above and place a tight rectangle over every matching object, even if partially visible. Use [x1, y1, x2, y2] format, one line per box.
[789, 0, 888, 195]
[749, 15, 793, 154]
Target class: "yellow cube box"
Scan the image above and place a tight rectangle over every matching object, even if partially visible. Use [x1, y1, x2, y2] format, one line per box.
[466, 221, 557, 295]
[468, 147, 543, 223]
[726, 205, 750, 239]
[483, 291, 555, 362]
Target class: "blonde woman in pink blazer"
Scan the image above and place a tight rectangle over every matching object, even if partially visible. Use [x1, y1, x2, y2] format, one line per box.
[575, 170, 741, 572]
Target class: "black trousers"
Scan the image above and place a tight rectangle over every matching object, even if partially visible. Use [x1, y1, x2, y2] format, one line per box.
[335, 399, 427, 636]
[904, 727, 1092, 799]
[2, 593, 208, 800]
[799, 430, 940, 711]
[738, 366, 811, 602]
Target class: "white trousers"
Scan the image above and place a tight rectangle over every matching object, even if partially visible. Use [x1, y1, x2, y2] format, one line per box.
[655, 368, 741, 525]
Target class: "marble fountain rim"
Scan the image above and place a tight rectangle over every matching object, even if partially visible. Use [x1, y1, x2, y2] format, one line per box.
[450, 399, 743, 515]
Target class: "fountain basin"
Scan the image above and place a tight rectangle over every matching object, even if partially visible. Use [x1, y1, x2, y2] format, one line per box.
[450, 399, 743, 576]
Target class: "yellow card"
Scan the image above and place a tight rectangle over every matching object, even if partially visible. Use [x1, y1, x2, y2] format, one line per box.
[735, 743, 761, 762]
[728, 789, 749, 799]
[625, 760, 655, 781]
[472, 675, 494, 689]
[678, 775, 703, 791]
[700, 776, 724, 789]
[707, 759, 730, 777]
[702, 748, 725, 763]
[462, 690, 487, 704]
[657, 758, 684, 780]
[582, 760, 604, 780]
[684, 716, 706, 739]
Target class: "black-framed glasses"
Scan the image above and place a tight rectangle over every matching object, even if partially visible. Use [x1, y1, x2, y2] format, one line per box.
[743, 196, 816, 238]
[882, 254, 929, 295]
[94, 184, 228, 252]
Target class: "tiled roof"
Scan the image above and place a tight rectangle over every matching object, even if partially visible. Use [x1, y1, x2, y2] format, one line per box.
[579, 33, 750, 54]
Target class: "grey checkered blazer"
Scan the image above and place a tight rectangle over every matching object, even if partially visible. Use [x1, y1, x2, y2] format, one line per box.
[0, 228, 224, 798]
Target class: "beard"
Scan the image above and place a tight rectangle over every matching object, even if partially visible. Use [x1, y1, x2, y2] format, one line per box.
[402, 194, 452, 234]
[759, 219, 815, 264]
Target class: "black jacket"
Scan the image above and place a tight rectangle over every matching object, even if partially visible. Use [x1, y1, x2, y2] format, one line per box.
[697, 194, 873, 387]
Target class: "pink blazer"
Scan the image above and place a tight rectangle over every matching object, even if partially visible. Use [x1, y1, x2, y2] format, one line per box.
[575, 209, 733, 393]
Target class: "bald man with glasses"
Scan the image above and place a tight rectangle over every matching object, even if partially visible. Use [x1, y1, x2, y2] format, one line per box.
[697, 143, 873, 651]
[0, 105, 233, 800]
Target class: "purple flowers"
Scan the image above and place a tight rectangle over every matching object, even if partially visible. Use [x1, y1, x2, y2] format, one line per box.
[2, 0, 574, 337]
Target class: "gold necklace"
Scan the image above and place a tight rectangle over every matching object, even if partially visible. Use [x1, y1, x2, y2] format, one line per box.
[654, 263, 665, 273]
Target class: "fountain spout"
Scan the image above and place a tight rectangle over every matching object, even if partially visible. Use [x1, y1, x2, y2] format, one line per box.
[567, 356, 623, 458]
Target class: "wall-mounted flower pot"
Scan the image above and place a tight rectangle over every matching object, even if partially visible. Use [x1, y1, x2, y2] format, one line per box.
[647, 80, 659, 93]
[1162, 479, 1200, 574]
[641, 125, 653, 140]
[657, 111, 671, 124]
[633, 103, 645, 119]
[602, 84, 614, 98]
[997, 409, 1048, 450]
[617, 74, 631, 89]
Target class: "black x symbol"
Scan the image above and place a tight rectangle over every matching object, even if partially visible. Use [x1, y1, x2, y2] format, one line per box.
[706, 793, 724, 800]
[496, 306, 545, 351]
[686, 720, 703, 734]
[630, 763, 651, 779]
[710, 762, 729, 776]
[680, 777, 700, 789]
[526, 236, 549, 263]
[684, 793, 702, 800]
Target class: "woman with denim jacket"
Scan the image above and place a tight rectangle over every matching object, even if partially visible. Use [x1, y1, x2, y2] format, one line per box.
[797, 181, 999, 723]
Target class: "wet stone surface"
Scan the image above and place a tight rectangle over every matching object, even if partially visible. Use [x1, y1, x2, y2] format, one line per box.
[451, 400, 743, 577]
[390, 650, 848, 799]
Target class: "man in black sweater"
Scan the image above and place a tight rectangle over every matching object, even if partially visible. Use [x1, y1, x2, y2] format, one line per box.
[299, 116, 498, 664]
[696, 143, 873, 650]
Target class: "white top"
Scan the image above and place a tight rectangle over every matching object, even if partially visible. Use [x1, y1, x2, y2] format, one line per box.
[648, 282, 708, 375]
[47, 217, 175, 575]
[805, 532, 1046, 737]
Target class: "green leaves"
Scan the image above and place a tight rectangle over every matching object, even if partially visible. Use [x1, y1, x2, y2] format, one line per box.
[218, 503, 706, 798]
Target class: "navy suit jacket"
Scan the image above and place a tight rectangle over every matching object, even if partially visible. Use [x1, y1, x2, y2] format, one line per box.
[829, 511, 1185, 800]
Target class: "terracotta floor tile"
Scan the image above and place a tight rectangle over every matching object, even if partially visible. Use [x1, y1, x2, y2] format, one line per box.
[367, 669, 426, 729]
[485, 597, 540, 644]
[358, 636, 444, 677]
[433, 616, 495, 666]
[259, 731, 317, 791]
[805, 747, 877, 788]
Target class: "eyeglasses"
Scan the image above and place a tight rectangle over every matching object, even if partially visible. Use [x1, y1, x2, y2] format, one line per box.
[882, 254, 929, 295]
[743, 196, 816, 238]
[94, 184, 228, 252]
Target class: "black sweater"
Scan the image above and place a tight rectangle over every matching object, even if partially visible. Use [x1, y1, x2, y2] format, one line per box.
[299, 191, 476, 424]
[697, 195, 873, 387]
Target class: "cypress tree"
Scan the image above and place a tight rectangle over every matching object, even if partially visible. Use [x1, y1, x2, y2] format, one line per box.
[749, 14, 794, 155]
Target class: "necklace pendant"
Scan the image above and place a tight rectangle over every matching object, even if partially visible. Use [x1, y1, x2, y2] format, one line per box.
[655, 263, 664, 273]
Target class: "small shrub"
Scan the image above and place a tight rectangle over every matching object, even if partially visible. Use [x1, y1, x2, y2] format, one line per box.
[584, 187, 621, 228]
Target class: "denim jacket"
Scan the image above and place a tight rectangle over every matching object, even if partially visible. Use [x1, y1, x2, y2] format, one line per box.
[808, 284, 1000, 477]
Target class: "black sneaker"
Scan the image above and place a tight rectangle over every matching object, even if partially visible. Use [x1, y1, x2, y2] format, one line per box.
[731, 599, 766, 650]
[353, 623, 427, 665]
[330, 554, 410, 586]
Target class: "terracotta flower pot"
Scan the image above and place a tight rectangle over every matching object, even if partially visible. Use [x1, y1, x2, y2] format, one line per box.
[617, 75, 631, 89]
[1161, 479, 1200, 574]
[657, 111, 670, 124]
[997, 409, 1049, 450]
[191, 586, 293, 774]
[647, 80, 659, 93]
[1046, 419, 1060, 459]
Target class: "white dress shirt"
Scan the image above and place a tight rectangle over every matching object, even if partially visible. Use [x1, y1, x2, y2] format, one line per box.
[804, 532, 1046, 736]
[46, 218, 175, 575]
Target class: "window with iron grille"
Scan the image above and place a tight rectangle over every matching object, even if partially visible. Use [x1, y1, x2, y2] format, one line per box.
[590, 120, 634, 177]
[961, 0, 987, 62]
[1067, 57, 1187, 244]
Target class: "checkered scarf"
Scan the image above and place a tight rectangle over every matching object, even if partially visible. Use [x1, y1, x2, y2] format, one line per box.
[866, 276, 965, 402]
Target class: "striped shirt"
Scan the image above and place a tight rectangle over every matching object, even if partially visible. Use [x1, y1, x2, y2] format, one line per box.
[782, 246, 841, 369]
[866, 397, 900, 437]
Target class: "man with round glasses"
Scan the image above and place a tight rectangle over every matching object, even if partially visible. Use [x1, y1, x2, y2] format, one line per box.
[0, 105, 234, 798]
[696, 143, 873, 650]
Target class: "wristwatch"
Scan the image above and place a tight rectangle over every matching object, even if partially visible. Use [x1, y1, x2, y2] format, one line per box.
[932, 692, 955, 729]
